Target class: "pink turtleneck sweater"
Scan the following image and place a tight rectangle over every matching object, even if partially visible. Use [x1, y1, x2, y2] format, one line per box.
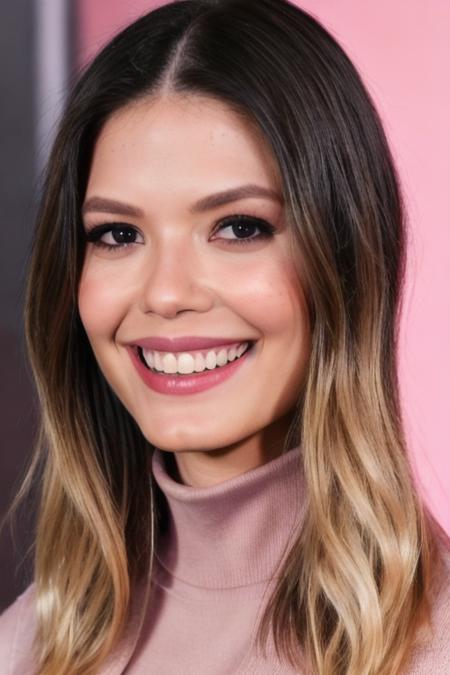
[126, 445, 306, 674]
[1, 445, 449, 674]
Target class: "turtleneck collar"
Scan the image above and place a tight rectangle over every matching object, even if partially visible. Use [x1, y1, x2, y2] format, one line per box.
[151, 444, 306, 589]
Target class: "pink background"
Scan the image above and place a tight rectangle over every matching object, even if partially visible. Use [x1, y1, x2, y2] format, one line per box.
[76, 0, 450, 533]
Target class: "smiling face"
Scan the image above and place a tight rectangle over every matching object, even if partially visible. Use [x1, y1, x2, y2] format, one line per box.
[78, 93, 311, 486]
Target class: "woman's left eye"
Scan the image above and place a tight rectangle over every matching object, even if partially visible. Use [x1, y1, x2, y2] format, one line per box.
[83, 215, 276, 252]
[212, 215, 276, 246]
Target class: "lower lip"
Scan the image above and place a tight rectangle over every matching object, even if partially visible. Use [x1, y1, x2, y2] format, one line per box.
[128, 344, 256, 395]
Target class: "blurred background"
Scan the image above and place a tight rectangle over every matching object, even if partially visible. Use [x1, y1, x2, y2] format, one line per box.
[1, 0, 449, 612]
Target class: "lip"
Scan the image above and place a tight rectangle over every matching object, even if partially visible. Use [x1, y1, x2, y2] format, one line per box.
[131, 336, 255, 353]
[127, 342, 256, 396]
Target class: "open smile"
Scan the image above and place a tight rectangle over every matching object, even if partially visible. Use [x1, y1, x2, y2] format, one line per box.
[128, 341, 257, 395]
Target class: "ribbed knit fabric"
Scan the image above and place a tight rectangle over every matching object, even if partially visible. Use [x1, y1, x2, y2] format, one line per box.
[124, 447, 450, 675]
[126, 444, 306, 674]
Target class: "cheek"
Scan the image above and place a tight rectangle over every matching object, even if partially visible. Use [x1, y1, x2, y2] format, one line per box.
[230, 256, 307, 338]
[77, 266, 122, 339]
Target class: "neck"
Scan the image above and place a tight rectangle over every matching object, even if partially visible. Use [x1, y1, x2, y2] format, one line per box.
[170, 411, 298, 487]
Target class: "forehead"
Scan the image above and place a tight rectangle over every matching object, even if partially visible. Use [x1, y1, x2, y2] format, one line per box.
[86, 94, 282, 197]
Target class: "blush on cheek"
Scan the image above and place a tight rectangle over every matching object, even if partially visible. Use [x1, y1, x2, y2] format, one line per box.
[78, 274, 93, 319]
[77, 274, 110, 335]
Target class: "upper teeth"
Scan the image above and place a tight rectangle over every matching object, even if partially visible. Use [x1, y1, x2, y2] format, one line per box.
[142, 341, 250, 374]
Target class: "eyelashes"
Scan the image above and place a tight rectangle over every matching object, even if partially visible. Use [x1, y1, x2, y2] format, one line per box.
[83, 214, 276, 253]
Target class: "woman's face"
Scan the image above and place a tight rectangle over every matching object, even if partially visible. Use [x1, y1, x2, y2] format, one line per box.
[78, 93, 311, 485]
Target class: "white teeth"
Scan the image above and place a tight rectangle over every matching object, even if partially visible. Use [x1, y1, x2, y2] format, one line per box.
[178, 353, 195, 374]
[227, 345, 237, 361]
[205, 350, 217, 370]
[216, 348, 228, 367]
[194, 352, 205, 372]
[236, 343, 247, 358]
[142, 341, 251, 374]
[162, 353, 178, 374]
[154, 351, 163, 371]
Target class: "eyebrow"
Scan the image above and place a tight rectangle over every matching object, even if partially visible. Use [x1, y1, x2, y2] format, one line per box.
[81, 184, 283, 218]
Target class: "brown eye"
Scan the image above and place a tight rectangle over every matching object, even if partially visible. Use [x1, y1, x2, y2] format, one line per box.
[214, 215, 276, 246]
[84, 223, 143, 250]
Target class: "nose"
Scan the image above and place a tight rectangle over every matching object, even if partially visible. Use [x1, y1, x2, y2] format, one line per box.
[138, 237, 215, 319]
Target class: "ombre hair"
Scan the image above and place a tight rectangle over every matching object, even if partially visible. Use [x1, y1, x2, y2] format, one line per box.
[9, 0, 449, 673]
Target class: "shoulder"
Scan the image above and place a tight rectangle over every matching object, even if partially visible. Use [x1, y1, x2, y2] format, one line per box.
[404, 537, 450, 674]
[0, 583, 37, 675]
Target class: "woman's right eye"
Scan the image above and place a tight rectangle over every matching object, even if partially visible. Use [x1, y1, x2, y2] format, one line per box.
[84, 224, 143, 251]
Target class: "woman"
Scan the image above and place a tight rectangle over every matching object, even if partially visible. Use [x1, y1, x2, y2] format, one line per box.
[1, 0, 449, 673]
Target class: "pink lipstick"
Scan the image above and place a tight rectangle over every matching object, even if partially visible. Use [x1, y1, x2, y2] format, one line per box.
[128, 342, 256, 395]
[132, 335, 253, 353]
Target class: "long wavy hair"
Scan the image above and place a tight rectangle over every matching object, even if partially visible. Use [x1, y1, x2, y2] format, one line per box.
[9, 0, 449, 673]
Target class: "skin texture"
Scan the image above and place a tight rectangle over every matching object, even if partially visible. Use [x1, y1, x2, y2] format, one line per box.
[78, 93, 311, 487]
